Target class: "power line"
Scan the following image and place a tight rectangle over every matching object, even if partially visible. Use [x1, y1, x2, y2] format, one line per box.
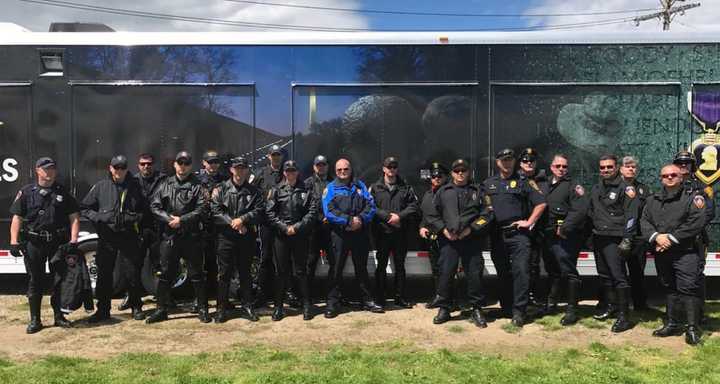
[18, 0, 640, 32]
[225, 0, 660, 18]
[634, 0, 701, 30]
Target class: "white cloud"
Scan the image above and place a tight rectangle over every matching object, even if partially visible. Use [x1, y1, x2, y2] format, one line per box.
[525, 0, 720, 32]
[1, 0, 369, 32]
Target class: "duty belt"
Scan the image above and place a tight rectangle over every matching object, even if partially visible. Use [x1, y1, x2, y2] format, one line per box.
[25, 229, 66, 242]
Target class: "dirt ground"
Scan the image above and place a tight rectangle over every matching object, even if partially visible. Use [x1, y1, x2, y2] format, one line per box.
[0, 295, 706, 362]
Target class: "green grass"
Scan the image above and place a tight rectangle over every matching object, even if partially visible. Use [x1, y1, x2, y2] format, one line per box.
[501, 322, 521, 334]
[446, 324, 465, 333]
[533, 312, 565, 331]
[2, 340, 720, 383]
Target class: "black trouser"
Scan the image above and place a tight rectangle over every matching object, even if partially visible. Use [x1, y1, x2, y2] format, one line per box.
[626, 240, 648, 307]
[216, 231, 255, 306]
[423, 237, 441, 279]
[273, 233, 310, 306]
[655, 249, 703, 299]
[327, 228, 373, 307]
[95, 230, 143, 313]
[373, 230, 408, 301]
[436, 236, 486, 310]
[544, 232, 581, 283]
[490, 229, 531, 314]
[593, 235, 630, 289]
[307, 223, 335, 297]
[529, 232, 561, 301]
[202, 232, 218, 292]
[255, 225, 275, 297]
[23, 238, 62, 309]
[157, 233, 206, 309]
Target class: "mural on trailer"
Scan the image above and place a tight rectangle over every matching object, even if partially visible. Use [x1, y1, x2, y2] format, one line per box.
[690, 90, 720, 186]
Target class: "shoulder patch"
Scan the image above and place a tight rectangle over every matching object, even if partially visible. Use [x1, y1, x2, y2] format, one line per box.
[625, 186, 636, 199]
[574, 185, 585, 196]
[528, 180, 540, 192]
[475, 217, 487, 227]
[704, 186, 714, 199]
[510, 180, 518, 188]
[211, 187, 220, 200]
[14, 190, 22, 202]
[694, 195, 706, 209]
[484, 195, 492, 206]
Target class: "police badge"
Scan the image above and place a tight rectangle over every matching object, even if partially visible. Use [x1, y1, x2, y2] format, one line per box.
[689, 90, 720, 185]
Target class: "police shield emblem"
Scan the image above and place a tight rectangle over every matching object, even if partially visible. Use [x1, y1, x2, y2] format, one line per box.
[689, 90, 720, 185]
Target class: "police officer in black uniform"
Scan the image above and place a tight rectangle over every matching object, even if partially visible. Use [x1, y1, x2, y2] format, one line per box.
[542, 153, 588, 325]
[266, 160, 318, 321]
[146, 151, 211, 324]
[588, 154, 640, 333]
[419, 162, 449, 308]
[619, 156, 651, 310]
[81, 155, 146, 322]
[429, 159, 493, 327]
[9, 157, 80, 333]
[370, 156, 419, 308]
[641, 164, 706, 345]
[484, 149, 547, 327]
[304, 155, 335, 300]
[517, 148, 561, 312]
[211, 156, 263, 323]
[252, 144, 285, 307]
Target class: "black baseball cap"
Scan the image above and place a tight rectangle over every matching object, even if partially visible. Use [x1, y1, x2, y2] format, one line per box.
[35, 157, 56, 169]
[383, 156, 399, 167]
[110, 155, 128, 167]
[496, 148, 515, 160]
[673, 150, 696, 164]
[175, 151, 192, 163]
[313, 155, 328, 165]
[430, 162, 448, 177]
[268, 144, 283, 155]
[283, 160, 298, 171]
[229, 156, 249, 167]
[519, 148, 537, 162]
[451, 158, 470, 171]
[202, 150, 220, 162]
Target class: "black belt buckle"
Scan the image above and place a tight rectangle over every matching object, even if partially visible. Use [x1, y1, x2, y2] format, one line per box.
[30, 230, 53, 242]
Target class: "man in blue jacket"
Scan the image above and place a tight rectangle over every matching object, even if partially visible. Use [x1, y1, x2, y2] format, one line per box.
[322, 157, 383, 318]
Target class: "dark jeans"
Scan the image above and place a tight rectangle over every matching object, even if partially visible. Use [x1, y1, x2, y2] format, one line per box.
[593, 235, 630, 289]
[327, 228, 373, 307]
[273, 233, 310, 305]
[436, 236, 486, 310]
[95, 230, 143, 312]
[373, 230, 408, 301]
[490, 230, 531, 314]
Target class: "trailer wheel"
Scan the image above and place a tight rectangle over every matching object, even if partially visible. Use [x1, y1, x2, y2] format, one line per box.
[78, 240, 128, 296]
[140, 249, 190, 296]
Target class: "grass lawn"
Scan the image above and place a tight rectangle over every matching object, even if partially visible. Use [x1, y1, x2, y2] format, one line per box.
[1, 337, 719, 384]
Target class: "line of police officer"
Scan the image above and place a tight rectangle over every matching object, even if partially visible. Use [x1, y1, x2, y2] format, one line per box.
[7, 147, 712, 344]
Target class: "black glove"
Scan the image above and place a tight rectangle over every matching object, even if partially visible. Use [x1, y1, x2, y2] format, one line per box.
[59, 242, 79, 254]
[122, 212, 139, 225]
[96, 211, 114, 224]
[618, 238, 633, 257]
[10, 244, 24, 257]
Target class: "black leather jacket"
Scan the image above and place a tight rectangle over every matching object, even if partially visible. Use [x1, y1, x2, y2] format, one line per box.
[266, 180, 317, 235]
[369, 176, 419, 233]
[81, 176, 145, 234]
[210, 178, 265, 231]
[150, 174, 207, 236]
[304, 173, 333, 222]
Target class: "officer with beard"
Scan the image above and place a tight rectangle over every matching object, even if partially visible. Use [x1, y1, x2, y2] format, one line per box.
[641, 164, 706, 345]
[419, 162, 449, 308]
[588, 154, 640, 333]
[146, 151, 211, 324]
[303, 155, 335, 300]
[9, 157, 80, 333]
[81, 155, 146, 322]
[211, 156, 263, 323]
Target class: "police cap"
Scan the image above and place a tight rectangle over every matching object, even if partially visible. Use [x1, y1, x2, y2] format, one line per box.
[496, 148, 515, 160]
[175, 151, 192, 164]
[283, 160, 298, 171]
[383, 156, 399, 168]
[35, 157, 56, 169]
[268, 144, 283, 156]
[451, 158, 470, 171]
[519, 148, 537, 162]
[110, 155, 128, 168]
[430, 162, 448, 177]
[673, 150, 696, 165]
[229, 156, 249, 168]
[202, 150, 220, 162]
[313, 155, 328, 165]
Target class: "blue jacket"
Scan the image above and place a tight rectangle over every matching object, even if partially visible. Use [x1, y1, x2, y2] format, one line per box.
[322, 178, 376, 228]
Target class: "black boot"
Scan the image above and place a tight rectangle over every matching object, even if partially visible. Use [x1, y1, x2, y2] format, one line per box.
[653, 294, 684, 337]
[272, 305, 284, 321]
[470, 308, 488, 328]
[425, 295, 442, 309]
[215, 281, 230, 324]
[117, 293, 131, 311]
[511, 310, 525, 327]
[193, 281, 212, 323]
[50, 295, 71, 328]
[433, 307, 451, 324]
[242, 305, 259, 322]
[87, 308, 111, 324]
[561, 279, 580, 326]
[131, 307, 146, 321]
[146, 280, 170, 324]
[303, 302, 314, 321]
[611, 287, 632, 333]
[363, 300, 384, 313]
[394, 296, 413, 309]
[545, 278, 562, 314]
[685, 295, 703, 345]
[26, 296, 43, 334]
[594, 287, 617, 321]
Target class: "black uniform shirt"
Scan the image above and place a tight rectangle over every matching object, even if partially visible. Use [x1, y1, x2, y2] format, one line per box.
[304, 173, 333, 221]
[369, 175, 419, 233]
[419, 184, 445, 234]
[10, 182, 80, 232]
[81, 176, 145, 233]
[211, 178, 265, 229]
[429, 182, 493, 236]
[266, 180, 317, 235]
[545, 175, 588, 236]
[588, 174, 640, 238]
[134, 171, 166, 230]
[684, 176, 715, 225]
[483, 172, 545, 226]
[641, 186, 707, 250]
[253, 164, 284, 193]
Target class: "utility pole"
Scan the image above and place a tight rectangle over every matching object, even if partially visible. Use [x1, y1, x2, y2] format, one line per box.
[634, 0, 701, 30]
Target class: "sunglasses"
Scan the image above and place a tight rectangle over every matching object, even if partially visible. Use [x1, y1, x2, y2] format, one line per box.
[552, 164, 568, 169]
[285, 168, 298, 173]
[385, 165, 398, 170]
[139, 162, 153, 167]
[315, 162, 328, 166]
[453, 168, 468, 174]
[661, 173, 679, 179]
[112, 165, 127, 170]
[431, 174, 444, 179]
[336, 168, 350, 172]
[520, 159, 534, 163]
[176, 160, 192, 166]
[206, 159, 221, 165]
[599, 165, 615, 170]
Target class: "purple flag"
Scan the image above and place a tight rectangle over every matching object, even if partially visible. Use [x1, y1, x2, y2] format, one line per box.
[693, 90, 720, 128]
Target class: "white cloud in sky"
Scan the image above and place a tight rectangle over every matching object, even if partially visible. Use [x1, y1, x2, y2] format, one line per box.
[1, 0, 369, 32]
[526, 0, 720, 31]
